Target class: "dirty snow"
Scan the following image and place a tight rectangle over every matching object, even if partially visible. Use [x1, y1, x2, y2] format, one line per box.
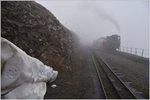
[1, 37, 58, 99]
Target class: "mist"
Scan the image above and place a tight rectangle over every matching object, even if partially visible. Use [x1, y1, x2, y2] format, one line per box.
[36, 0, 149, 49]
[1, 1, 149, 99]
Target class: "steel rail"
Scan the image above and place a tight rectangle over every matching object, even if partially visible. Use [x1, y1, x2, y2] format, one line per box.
[91, 54, 107, 98]
[91, 54, 121, 99]
[92, 53, 137, 99]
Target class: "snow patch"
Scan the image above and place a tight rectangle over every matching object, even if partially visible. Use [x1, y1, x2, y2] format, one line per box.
[1, 37, 58, 99]
[51, 84, 57, 88]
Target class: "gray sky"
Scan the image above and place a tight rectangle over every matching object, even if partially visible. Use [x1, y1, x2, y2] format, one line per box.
[36, 0, 149, 50]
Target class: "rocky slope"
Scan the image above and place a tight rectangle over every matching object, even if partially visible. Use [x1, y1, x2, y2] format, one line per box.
[2, 1, 76, 72]
[1, 1, 82, 98]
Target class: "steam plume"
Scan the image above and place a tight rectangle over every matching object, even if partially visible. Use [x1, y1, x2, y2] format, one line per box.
[80, 1, 120, 33]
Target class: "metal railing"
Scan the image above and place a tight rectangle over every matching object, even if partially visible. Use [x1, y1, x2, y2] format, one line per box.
[117, 47, 149, 58]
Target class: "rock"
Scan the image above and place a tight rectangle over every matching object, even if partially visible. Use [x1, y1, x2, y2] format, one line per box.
[1, 1, 80, 98]
[1, 1, 75, 71]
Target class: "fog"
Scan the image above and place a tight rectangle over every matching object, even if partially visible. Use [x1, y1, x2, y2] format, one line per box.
[37, 0, 149, 50]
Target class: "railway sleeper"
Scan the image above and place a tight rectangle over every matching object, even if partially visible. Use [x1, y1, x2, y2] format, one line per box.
[94, 54, 136, 99]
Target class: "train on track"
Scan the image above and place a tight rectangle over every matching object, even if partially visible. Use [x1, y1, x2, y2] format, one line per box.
[93, 34, 120, 51]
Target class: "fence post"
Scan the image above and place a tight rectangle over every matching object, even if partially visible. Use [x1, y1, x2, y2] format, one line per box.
[130, 48, 132, 54]
[135, 48, 137, 55]
[142, 49, 144, 57]
[119, 47, 121, 51]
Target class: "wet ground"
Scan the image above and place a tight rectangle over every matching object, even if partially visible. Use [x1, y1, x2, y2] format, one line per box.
[77, 48, 105, 98]
[44, 47, 105, 99]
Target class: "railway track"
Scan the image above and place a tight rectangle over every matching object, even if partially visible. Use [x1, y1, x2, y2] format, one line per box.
[92, 53, 137, 99]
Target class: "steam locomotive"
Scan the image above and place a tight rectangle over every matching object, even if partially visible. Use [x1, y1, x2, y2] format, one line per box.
[93, 34, 120, 51]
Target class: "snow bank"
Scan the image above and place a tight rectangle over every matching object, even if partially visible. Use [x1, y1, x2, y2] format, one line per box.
[1, 37, 58, 99]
